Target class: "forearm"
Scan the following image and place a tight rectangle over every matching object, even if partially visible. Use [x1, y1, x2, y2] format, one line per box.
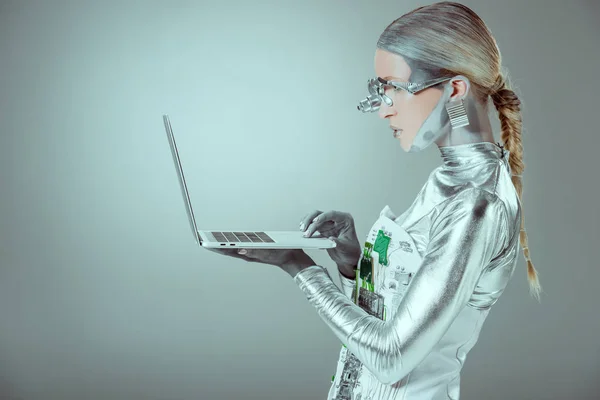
[283, 255, 356, 281]
[282, 252, 322, 278]
[337, 263, 357, 280]
[293, 266, 397, 384]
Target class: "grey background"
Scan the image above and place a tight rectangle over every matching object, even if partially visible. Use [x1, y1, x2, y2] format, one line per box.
[1, 0, 598, 399]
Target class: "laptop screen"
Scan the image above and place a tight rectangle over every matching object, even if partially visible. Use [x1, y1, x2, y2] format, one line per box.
[163, 115, 201, 246]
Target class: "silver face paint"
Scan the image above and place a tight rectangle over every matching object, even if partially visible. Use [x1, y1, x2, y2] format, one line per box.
[358, 72, 494, 152]
[357, 76, 456, 151]
[407, 80, 455, 153]
[362, 50, 496, 151]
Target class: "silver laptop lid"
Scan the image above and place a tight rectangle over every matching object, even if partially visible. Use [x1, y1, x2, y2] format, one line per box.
[163, 115, 201, 246]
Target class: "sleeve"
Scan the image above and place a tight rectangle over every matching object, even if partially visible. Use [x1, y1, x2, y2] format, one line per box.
[293, 188, 507, 385]
[338, 270, 356, 299]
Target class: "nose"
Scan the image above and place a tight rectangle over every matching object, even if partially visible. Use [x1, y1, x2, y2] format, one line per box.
[378, 101, 396, 119]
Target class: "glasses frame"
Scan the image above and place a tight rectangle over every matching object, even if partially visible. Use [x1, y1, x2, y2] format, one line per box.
[377, 76, 453, 95]
[358, 76, 454, 112]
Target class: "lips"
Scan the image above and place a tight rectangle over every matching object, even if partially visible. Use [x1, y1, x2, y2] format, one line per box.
[391, 126, 402, 138]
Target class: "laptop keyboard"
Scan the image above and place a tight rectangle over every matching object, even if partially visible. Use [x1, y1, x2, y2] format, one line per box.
[211, 231, 275, 243]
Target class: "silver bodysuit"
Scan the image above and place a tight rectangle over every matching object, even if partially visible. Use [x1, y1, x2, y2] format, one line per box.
[293, 142, 521, 400]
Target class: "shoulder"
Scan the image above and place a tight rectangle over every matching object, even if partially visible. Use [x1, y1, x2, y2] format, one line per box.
[434, 187, 506, 224]
[429, 188, 509, 254]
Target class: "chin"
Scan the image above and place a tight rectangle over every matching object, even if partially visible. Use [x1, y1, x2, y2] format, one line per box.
[399, 139, 411, 152]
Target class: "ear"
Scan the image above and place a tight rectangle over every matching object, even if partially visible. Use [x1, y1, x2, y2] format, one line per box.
[448, 75, 471, 100]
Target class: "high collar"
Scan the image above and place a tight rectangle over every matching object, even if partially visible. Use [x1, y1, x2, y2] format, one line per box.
[438, 141, 508, 168]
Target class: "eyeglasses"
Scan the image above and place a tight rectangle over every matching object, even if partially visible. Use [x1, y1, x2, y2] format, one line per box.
[357, 76, 452, 113]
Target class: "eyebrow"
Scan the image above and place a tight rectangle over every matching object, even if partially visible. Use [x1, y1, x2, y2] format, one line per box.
[382, 76, 404, 81]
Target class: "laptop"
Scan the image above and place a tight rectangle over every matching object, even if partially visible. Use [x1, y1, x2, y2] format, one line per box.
[163, 114, 337, 250]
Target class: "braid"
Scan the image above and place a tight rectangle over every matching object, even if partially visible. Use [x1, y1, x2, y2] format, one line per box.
[491, 75, 542, 302]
